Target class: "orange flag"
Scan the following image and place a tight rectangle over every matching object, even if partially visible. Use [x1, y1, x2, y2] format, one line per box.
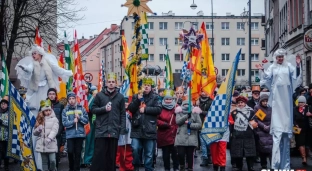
[57, 53, 67, 99]
[34, 27, 43, 47]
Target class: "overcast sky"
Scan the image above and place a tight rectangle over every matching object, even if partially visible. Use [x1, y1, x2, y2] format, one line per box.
[62, 0, 264, 39]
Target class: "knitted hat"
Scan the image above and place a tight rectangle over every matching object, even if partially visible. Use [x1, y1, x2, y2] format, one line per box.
[182, 100, 189, 107]
[47, 88, 57, 95]
[163, 89, 174, 100]
[40, 100, 52, 111]
[236, 96, 248, 103]
[259, 94, 269, 103]
[297, 96, 306, 103]
[67, 92, 76, 99]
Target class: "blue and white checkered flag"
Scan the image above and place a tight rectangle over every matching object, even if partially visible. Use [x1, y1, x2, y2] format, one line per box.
[180, 61, 191, 82]
[120, 78, 129, 96]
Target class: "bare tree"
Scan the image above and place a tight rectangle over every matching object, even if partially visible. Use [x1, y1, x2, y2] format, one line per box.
[0, 0, 85, 73]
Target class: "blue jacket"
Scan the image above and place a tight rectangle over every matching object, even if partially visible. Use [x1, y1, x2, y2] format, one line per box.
[62, 104, 89, 139]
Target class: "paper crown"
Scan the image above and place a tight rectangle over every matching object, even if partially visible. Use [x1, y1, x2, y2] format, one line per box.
[142, 77, 154, 85]
[175, 86, 184, 92]
[163, 89, 174, 97]
[40, 100, 51, 109]
[107, 72, 117, 80]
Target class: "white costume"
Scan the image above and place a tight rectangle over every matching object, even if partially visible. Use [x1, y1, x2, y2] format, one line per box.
[260, 48, 302, 169]
[15, 45, 72, 170]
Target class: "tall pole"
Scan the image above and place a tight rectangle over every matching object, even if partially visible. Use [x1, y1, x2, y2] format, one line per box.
[211, 0, 214, 62]
[248, 0, 251, 86]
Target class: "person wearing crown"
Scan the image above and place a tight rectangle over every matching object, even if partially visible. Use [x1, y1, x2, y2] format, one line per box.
[0, 96, 9, 171]
[15, 45, 73, 112]
[90, 72, 127, 171]
[256, 48, 302, 169]
[128, 77, 161, 171]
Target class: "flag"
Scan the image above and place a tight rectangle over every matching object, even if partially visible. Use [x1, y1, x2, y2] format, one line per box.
[64, 31, 74, 91]
[7, 82, 36, 171]
[120, 77, 130, 96]
[34, 27, 43, 47]
[126, 61, 138, 102]
[191, 48, 202, 102]
[57, 53, 67, 99]
[200, 49, 241, 145]
[255, 109, 266, 121]
[199, 22, 217, 99]
[121, 35, 130, 68]
[140, 12, 149, 60]
[165, 45, 173, 89]
[180, 51, 191, 83]
[98, 60, 103, 91]
[73, 30, 89, 112]
[47, 44, 52, 53]
[1, 54, 9, 98]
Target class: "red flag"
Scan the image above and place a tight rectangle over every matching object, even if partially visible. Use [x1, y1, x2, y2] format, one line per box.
[48, 44, 52, 53]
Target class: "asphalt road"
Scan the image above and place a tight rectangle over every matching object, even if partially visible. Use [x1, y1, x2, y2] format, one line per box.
[5, 149, 309, 171]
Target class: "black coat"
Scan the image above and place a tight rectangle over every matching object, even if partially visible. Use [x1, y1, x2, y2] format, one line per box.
[51, 101, 64, 138]
[198, 97, 213, 124]
[91, 88, 126, 139]
[128, 91, 162, 140]
[247, 98, 259, 110]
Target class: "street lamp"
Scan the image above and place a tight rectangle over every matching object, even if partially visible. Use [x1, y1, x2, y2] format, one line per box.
[120, 60, 123, 84]
[190, 0, 197, 10]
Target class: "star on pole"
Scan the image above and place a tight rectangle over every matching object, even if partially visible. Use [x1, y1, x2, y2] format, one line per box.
[182, 27, 204, 50]
[122, 0, 153, 17]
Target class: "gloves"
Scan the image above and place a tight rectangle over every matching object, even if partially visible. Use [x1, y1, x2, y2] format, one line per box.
[187, 112, 192, 119]
[175, 106, 182, 114]
[92, 114, 96, 124]
[192, 107, 202, 114]
[263, 125, 270, 132]
[45, 138, 52, 145]
[37, 125, 43, 132]
[0, 119, 3, 125]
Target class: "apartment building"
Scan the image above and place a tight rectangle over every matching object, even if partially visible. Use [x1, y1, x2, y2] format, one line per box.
[120, 11, 265, 86]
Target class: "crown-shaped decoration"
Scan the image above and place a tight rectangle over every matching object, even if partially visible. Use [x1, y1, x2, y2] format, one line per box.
[163, 89, 174, 97]
[40, 100, 51, 109]
[175, 86, 184, 92]
[107, 72, 117, 80]
[142, 77, 154, 85]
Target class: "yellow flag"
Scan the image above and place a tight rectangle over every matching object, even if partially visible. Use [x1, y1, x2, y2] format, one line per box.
[57, 54, 67, 99]
[255, 109, 266, 121]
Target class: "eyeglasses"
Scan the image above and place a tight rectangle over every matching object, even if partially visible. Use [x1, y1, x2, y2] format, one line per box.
[107, 81, 115, 83]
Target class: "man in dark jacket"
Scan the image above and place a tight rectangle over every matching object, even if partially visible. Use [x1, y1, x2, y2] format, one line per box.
[90, 73, 126, 171]
[46, 88, 65, 169]
[247, 85, 260, 109]
[128, 77, 162, 171]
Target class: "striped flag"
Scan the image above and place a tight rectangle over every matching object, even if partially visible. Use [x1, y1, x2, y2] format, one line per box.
[98, 60, 104, 91]
[73, 30, 89, 112]
[34, 27, 43, 47]
[165, 45, 173, 89]
[47, 44, 52, 53]
[1, 54, 9, 98]
[140, 12, 149, 60]
[64, 31, 74, 91]
[121, 35, 130, 68]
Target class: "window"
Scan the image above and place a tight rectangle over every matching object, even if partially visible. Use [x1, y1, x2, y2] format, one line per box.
[208, 38, 214, 45]
[148, 38, 154, 45]
[240, 53, 245, 61]
[159, 22, 167, 30]
[251, 54, 259, 61]
[148, 54, 154, 61]
[148, 22, 154, 29]
[221, 22, 229, 30]
[175, 38, 182, 45]
[159, 54, 165, 61]
[221, 69, 229, 76]
[237, 22, 244, 30]
[175, 22, 183, 30]
[174, 54, 183, 61]
[251, 70, 259, 77]
[115, 45, 117, 53]
[251, 38, 259, 45]
[175, 69, 182, 73]
[206, 22, 214, 30]
[222, 54, 230, 61]
[251, 22, 259, 30]
[237, 38, 245, 45]
[221, 38, 230, 45]
[192, 22, 198, 30]
[237, 69, 246, 76]
[159, 38, 167, 46]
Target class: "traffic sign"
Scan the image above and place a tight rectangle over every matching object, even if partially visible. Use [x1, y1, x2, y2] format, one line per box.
[214, 67, 218, 75]
[84, 73, 93, 82]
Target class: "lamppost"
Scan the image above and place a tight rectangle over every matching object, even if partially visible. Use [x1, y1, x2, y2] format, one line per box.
[120, 61, 123, 84]
[190, 0, 197, 10]
[211, 0, 214, 62]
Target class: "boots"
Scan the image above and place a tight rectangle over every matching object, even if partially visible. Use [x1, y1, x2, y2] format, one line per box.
[213, 165, 219, 171]
[299, 146, 307, 165]
[219, 166, 225, 171]
[179, 165, 185, 171]
[200, 159, 209, 166]
[134, 166, 140, 171]
[207, 155, 213, 164]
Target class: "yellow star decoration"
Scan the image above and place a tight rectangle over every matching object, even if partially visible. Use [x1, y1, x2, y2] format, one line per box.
[122, 0, 153, 17]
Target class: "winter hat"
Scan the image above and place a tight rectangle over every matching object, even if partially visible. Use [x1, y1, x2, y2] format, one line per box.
[40, 100, 52, 111]
[297, 96, 306, 103]
[29, 45, 45, 56]
[67, 92, 76, 99]
[236, 96, 248, 103]
[158, 88, 165, 94]
[163, 89, 174, 100]
[259, 94, 269, 103]
[47, 88, 57, 95]
[233, 90, 239, 97]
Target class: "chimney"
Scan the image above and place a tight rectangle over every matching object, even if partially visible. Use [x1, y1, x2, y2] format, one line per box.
[90, 36, 93, 39]
[197, 10, 204, 16]
[226, 12, 231, 16]
[94, 34, 98, 38]
[82, 35, 84, 39]
[111, 24, 117, 30]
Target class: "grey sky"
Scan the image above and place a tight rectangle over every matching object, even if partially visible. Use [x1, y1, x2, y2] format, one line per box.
[64, 0, 264, 39]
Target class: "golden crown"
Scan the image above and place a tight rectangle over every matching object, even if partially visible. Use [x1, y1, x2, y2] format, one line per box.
[107, 72, 117, 80]
[163, 89, 174, 97]
[40, 100, 51, 108]
[142, 77, 154, 85]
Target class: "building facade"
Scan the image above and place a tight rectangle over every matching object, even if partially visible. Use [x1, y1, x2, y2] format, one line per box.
[120, 12, 265, 86]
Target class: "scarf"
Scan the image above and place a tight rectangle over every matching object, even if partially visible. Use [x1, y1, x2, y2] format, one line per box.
[299, 106, 305, 113]
[200, 97, 209, 102]
[234, 106, 252, 131]
[162, 100, 175, 110]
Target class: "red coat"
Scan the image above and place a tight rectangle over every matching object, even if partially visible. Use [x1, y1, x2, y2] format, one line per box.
[157, 108, 177, 147]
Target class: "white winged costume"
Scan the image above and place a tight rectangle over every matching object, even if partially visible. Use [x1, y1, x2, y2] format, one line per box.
[15, 45, 72, 112]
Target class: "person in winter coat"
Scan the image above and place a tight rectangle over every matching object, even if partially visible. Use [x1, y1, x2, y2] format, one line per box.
[229, 90, 239, 168]
[0, 96, 9, 171]
[62, 92, 89, 171]
[230, 96, 257, 171]
[175, 86, 186, 106]
[293, 96, 312, 165]
[117, 96, 134, 171]
[157, 89, 179, 171]
[90, 73, 126, 171]
[254, 94, 273, 169]
[34, 100, 59, 171]
[128, 77, 162, 171]
[174, 100, 202, 171]
[306, 84, 312, 106]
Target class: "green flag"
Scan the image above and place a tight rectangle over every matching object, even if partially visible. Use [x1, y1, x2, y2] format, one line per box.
[1, 54, 9, 97]
[165, 45, 173, 89]
[64, 31, 74, 91]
